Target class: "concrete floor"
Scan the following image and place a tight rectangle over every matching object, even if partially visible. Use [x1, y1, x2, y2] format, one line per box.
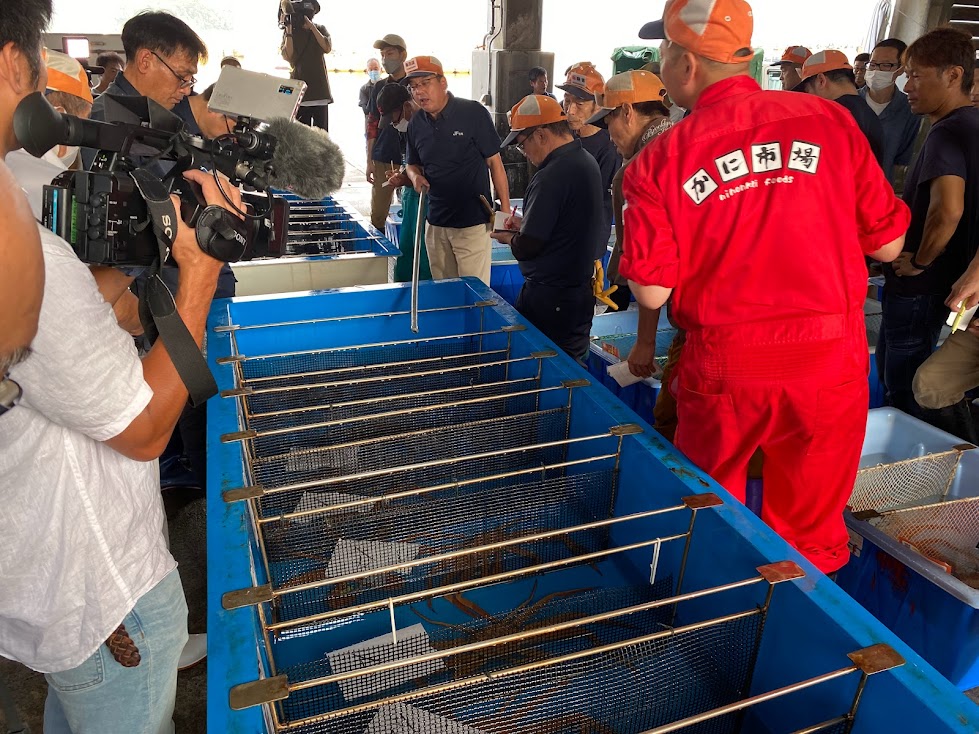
[0, 157, 373, 734]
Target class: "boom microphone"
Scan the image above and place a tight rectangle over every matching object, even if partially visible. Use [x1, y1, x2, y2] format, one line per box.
[264, 118, 345, 200]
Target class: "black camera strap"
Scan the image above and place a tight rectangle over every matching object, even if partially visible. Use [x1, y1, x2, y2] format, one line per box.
[131, 168, 218, 407]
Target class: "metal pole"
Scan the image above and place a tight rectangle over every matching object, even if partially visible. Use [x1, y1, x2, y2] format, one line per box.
[411, 190, 427, 333]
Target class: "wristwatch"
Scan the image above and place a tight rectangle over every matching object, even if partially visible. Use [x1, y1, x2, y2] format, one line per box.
[910, 254, 934, 271]
[0, 376, 22, 417]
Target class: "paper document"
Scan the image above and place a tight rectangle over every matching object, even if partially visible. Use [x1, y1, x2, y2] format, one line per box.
[493, 211, 510, 231]
[607, 360, 662, 387]
[324, 538, 420, 581]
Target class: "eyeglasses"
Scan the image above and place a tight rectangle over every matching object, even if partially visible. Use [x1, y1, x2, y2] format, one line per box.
[407, 76, 439, 93]
[151, 51, 196, 89]
[867, 62, 899, 71]
[515, 130, 534, 155]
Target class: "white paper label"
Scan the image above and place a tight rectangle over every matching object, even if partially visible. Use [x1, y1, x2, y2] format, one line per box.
[291, 492, 372, 523]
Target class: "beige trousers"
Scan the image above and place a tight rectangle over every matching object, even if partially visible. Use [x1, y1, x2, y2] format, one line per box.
[425, 222, 492, 286]
[369, 160, 398, 232]
[913, 328, 979, 409]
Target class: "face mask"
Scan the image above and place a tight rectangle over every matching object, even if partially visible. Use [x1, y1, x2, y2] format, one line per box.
[669, 104, 687, 123]
[368, 70, 381, 83]
[41, 144, 79, 170]
[864, 70, 895, 92]
[90, 74, 101, 88]
[393, 118, 409, 133]
[893, 73, 909, 93]
[382, 57, 402, 75]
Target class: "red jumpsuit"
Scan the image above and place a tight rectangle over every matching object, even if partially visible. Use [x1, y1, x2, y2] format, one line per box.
[621, 76, 910, 573]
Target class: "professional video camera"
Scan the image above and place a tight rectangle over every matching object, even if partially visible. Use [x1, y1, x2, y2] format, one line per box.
[12, 66, 344, 267]
[278, 0, 320, 29]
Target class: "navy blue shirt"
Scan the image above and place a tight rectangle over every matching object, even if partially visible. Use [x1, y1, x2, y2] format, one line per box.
[859, 87, 921, 185]
[579, 129, 621, 259]
[369, 76, 406, 164]
[884, 105, 979, 297]
[518, 138, 604, 288]
[406, 94, 501, 228]
[835, 94, 884, 168]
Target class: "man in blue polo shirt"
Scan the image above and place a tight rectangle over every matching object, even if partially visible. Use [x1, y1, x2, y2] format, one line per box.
[492, 95, 604, 360]
[405, 56, 511, 285]
[861, 38, 922, 188]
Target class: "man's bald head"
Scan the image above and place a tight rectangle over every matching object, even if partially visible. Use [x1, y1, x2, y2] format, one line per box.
[659, 41, 751, 110]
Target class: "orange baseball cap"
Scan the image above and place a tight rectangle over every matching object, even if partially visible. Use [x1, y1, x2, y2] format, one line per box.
[555, 62, 605, 101]
[770, 45, 812, 67]
[587, 70, 669, 126]
[501, 94, 567, 147]
[799, 50, 852, 81]
[403, 55, 443, 79]
[638, 0, 754, 65]
[45, 49, 93, 105]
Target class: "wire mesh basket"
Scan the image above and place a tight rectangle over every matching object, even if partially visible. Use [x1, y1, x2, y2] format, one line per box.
[868, 496, 979, 589]
[848, 447, 969, 514]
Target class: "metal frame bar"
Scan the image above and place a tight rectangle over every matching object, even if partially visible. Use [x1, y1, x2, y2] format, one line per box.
[229, 328, 513, 365]
[253, 409, 577, 519]
[213, 302, 497, 334]
[234, 354, 547, 403]
[259, 495, 691, 600]
[231, 561, 804, 720]
[263, 530, 690, 632]
[222, 377, 548, 445]
[228, 422, 617, 500]
[641, 644, 904, 734]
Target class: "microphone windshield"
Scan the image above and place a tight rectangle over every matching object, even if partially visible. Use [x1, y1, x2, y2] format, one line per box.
[264, 118, 345, 200]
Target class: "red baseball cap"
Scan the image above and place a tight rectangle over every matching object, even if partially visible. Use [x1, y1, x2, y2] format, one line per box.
[638, 0, 755, 65]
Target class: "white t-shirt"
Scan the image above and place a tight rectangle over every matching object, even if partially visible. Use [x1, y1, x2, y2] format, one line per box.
[4, 149, 66, 221]
[0, 227, 175, 673]
[866, 96, 890, 116]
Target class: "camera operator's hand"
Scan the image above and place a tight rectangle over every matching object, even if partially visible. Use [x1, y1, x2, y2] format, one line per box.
[169, 170, 243, 281]
[303, 16, 315, 31]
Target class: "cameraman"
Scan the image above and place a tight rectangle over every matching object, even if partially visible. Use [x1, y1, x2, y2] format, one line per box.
[0, 3, 241, 731]
[86, 11, 207, 167]
[280, 0, 332, 131]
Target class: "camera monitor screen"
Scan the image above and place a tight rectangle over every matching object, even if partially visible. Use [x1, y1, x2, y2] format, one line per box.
[209, 66, 306, 123]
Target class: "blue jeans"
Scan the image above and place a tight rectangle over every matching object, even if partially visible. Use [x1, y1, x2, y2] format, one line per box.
[875, 290, 948, 416]
[43, 570, 188, 734]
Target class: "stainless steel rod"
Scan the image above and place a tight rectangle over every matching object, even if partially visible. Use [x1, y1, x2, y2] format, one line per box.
[243, 347, 507, 385]
[236, 329, 507, 363]
[244, 377, 544, 435]
[280, 608, 763, 726]
[411, 190, 426, 333]
[260, 450, 605, 523]
[273, 500, 689, 596]
[259, 428, 614, 497]
[286, 575, 768, 691]
[244, 355, 540, 398]
[267, 532, 688, 632]
[216, 304, 492, 336]
[639, 666, 859, 734]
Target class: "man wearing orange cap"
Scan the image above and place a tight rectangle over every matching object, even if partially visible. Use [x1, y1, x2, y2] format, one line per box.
[492, 95, 604, 360]
[405, 55, 511, 286]
[625, 0, 910, 574]
[587, 70, 673, 361]
[772, 45, 811, 91]
[557, 62, 622, 261]
[795, 50, 884, 167]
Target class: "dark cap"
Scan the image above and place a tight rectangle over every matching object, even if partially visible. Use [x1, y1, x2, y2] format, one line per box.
[377, 82, 412, 129]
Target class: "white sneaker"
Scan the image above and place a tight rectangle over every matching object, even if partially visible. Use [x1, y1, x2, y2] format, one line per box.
[178, 633, 207, 670]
